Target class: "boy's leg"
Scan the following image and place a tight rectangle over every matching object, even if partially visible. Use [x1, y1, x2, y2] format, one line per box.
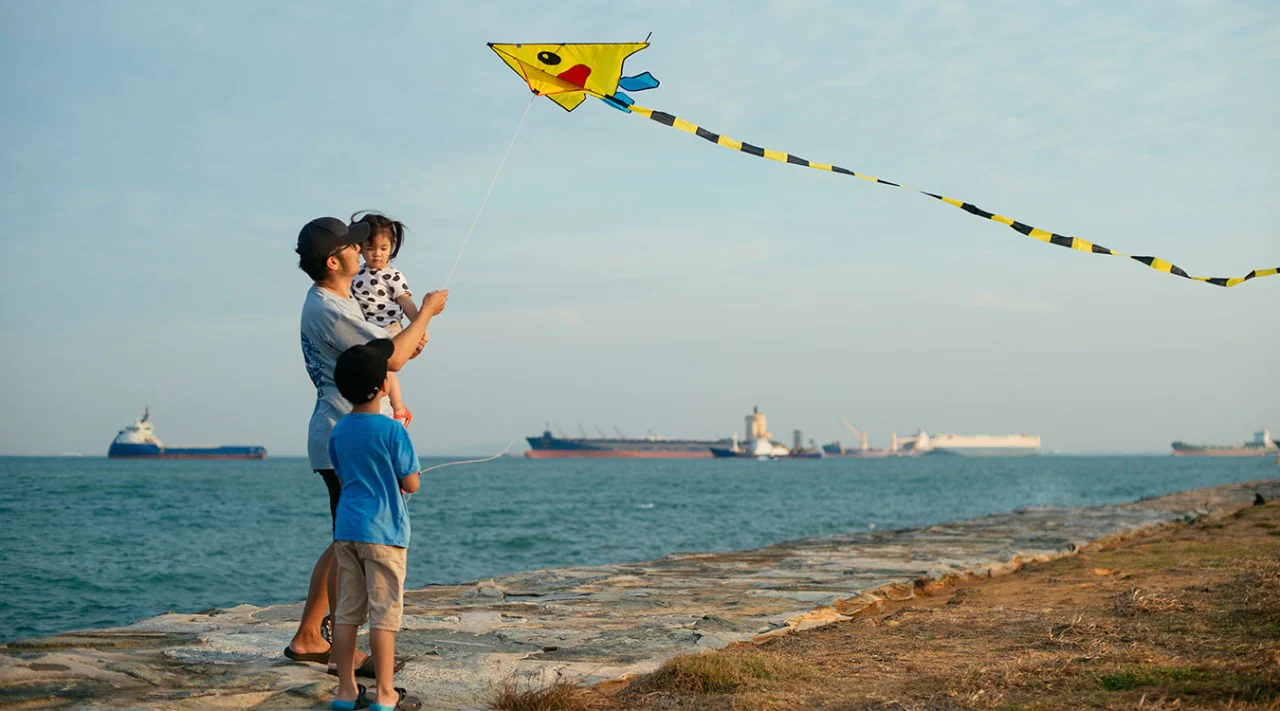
[360, 543, 407, 708]
[332, 623, 361, 704]
[332, 541, 369, 704]
[326, 552, 369, 671]
[370, 629, 398, 707]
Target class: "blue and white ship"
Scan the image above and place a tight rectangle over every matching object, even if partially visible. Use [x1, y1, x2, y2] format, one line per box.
[107, 408, 267, 459]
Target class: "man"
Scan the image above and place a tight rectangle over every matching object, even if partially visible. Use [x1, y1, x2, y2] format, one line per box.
[284, 216, 447, 674]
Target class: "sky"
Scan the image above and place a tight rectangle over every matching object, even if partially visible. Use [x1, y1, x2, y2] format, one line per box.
[0, 0, 1276, 456]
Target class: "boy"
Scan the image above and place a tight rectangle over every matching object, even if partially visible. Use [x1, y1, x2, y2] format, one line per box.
[329, 339, 422, 711]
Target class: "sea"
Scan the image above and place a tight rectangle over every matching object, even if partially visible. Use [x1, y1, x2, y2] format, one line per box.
[0, 455, 1273, 643]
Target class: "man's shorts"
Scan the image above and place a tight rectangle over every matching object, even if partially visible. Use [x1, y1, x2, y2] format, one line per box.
[333, 540, 407, 631]
[316, 469, 341, 532]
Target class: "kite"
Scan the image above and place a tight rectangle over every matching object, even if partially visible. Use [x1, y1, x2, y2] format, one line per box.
[488, 41, 1277, 288]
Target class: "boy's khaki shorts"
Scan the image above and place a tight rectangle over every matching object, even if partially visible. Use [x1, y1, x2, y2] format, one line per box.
[333, 540, 407, 631]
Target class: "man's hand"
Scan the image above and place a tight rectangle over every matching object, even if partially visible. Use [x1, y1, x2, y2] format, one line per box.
[410, 328, 429, 359]
[421, 290, 448, 316]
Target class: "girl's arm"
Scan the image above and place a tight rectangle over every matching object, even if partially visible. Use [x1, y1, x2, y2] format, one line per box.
[396, 294, 419, 321]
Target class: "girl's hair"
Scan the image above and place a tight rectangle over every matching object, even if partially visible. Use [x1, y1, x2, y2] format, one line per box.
[350, 210, 406, 260]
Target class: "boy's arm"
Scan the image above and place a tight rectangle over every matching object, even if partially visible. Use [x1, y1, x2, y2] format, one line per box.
[394, 424, 421, 494]
[396, 295, 420, 322]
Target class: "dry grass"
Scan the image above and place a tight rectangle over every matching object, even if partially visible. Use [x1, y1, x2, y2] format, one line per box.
[487, 679, 595, 711]
[1112, 586, 1190, 616]
[595, 500, 1280, 709]
[624, 650, 813, 697]
[484, 501, 1280, 709]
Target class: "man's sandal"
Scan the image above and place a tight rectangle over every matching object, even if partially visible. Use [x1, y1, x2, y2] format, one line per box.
[283, 645, 329, 664]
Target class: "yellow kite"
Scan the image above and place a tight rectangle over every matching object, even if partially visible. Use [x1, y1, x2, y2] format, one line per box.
[488, 41, 1277, 288]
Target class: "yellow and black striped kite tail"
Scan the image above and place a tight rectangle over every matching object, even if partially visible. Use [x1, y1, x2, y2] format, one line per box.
[621, 101, 1278, 288]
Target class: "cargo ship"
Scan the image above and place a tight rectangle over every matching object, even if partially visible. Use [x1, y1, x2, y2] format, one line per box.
[1171, 428, 1277, 457]
[108, 409, 267, 459]
[894, 430, 1041, 457]
[822, 419, 893, 457]
[525, 429, 731, 458]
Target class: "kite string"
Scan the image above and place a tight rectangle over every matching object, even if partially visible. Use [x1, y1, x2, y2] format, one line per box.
[426, 102, 530, 473]
[418, 439, 517, 474]
[442, 96, 536, 289]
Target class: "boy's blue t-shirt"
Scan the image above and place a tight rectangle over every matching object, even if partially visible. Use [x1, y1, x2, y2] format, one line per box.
[329, 413, 419, 548]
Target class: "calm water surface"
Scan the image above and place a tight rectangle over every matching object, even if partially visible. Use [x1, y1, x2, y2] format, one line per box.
[0, 455, 1272, 642]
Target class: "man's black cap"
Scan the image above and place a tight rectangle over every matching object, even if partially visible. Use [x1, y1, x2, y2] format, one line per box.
[334, 339, 395, 404]
[296, 217, 371, 261]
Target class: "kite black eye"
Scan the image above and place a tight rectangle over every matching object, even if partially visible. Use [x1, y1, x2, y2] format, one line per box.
[537, 51, 562, 66]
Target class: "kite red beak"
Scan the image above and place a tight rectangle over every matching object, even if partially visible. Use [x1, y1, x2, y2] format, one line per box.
[556, 64, 591, 88]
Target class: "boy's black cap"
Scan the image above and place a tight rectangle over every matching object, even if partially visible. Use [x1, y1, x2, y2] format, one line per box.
[334, 339, 395, 404]
[296, 217, 371, 261]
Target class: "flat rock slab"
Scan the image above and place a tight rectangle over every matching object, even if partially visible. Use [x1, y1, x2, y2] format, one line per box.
[2, 480, 1274, 710]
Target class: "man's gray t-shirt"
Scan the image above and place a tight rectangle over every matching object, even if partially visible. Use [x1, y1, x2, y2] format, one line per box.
[300, 285, 390, 469]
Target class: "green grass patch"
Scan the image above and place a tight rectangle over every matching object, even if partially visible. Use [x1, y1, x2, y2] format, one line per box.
[1100, 540, 1243, 571]
[1099, 665, 1211, 691]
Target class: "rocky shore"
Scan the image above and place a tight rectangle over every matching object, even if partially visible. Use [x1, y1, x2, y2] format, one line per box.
[2, 479, 1275, 710]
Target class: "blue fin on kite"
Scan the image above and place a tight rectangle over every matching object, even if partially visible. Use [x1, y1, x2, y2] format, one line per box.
[618, 72, 659, 92]
[602, 92, 635, 112]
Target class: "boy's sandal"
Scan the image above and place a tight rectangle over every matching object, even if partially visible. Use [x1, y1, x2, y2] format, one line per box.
[327, 656, 406, 679]
[283, 645, 329, 664]
[330, 683, 369, 710]
[370, 687, 421, 711]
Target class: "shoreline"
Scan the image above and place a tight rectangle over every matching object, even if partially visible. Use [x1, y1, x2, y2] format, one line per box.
[592, 486, 1280, 709]
[1, 479, 1275, 709]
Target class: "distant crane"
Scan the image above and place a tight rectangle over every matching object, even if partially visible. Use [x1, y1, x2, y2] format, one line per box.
[578, 423, 588, 439]
[841, 418, 870, 451]
[554, 423, 568, 438]
[612, 425, 627, 439]
[593, 424, 608, 439]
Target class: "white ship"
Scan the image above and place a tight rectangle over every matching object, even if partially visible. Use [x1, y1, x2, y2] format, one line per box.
[709, 407, 792, 459]
[108, 408, 267, 459]
[893, 430, 1040, 457]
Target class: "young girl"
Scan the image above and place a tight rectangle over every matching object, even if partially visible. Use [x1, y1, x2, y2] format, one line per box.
[350, 212, 420, 426]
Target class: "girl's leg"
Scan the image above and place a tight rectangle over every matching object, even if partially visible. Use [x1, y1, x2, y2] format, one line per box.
[388, 372, 404, 413]
[384, 321, 411, 425]
[389, 373, 412, 426]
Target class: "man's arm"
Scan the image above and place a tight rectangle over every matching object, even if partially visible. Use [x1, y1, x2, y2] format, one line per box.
[388, 290, 447, 372]
[399, 471, 420, 494]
